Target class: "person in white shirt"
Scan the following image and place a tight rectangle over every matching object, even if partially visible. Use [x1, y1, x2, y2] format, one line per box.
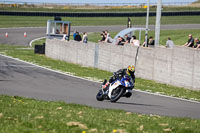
[166, 37, 174, 48]
[130, 35, 140, 47]
[82, 32, 88, 43]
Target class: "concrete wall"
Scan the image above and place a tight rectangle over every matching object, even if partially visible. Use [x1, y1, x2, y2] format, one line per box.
[46, 38, 200, 90]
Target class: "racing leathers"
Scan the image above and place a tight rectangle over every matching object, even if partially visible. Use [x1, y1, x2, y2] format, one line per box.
[103, 68, 135, 90]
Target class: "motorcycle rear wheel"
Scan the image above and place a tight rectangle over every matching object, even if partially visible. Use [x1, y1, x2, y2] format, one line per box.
[110, 87, 125, 103]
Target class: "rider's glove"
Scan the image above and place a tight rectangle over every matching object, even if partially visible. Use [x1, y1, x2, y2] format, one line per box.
[102, 82, 109, 89]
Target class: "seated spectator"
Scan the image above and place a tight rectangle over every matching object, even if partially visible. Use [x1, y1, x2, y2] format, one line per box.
[74, 32, 82, 42]
[143, 36, 155, 47]
[104, 30, 113, 43]
[124, 34, 131, 43]
[73, 30, 77, 40]
[130, 35, 140, 47]
[184, 34, 194, 47]
[56, 29, 60, 34]
[194, 38, 200, 48]
[117, 36, 125, 46]
[82, 32, 88, 44]
[166, 37, 174, 48]
[98, 31, 106, 42]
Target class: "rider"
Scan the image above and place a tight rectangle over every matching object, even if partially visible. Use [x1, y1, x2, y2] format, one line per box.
[102, 65, 135, 90]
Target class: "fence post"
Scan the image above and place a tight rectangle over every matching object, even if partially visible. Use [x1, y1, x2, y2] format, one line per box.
[94, 43, 99, 68]
[145, 0, 150, 47]
[155, 0, 162, 47]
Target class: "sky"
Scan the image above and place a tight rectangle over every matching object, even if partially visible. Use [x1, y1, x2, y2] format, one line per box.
[0, 0, 197, 4]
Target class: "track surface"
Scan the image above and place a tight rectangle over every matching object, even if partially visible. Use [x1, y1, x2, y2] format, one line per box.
[0, 54, 200, 119]
[0, 25, 200, 119]
[0, 24, 200, 46]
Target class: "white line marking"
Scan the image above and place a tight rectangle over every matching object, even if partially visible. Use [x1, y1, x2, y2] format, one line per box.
[133, 89, 200, 104]
[0, 53, 200, 104]
[29, 36, 46, 47]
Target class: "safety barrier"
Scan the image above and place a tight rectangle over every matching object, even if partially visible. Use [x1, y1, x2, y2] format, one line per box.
[45, 39, 200, 90]
[0, 11, 200, 17]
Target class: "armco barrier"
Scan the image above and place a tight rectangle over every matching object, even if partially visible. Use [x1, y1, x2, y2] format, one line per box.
[46, 39, 200, 90]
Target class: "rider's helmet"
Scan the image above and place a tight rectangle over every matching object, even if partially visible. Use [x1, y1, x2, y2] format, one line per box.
[127, 65, 135, 76]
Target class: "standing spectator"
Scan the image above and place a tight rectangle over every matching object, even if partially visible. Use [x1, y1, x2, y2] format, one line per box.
[194, 38, 200, 48]
[73, 30, 77, 40]
[98, 31, 106, 42]
[130, 35, 140, 47]
[124, 34, 131, 43]
[82, 32, 88, 44]
[184, 34, 194, 47]
[74, 32, 82, 42]
[143, 36, 155, 47]
[166, 37, 174, 48]
[104, 30, 113, 43]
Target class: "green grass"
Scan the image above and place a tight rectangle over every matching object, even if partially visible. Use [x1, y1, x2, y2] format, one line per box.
[31, 38, 46, 47]
[0, 5, 200, 12]
[0, 44, 200, 102]
[1, 15, 200, 28]
[0, 95, 200, 133]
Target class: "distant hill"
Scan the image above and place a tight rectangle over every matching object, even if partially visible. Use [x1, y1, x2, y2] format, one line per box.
[190, 0, 200, 7]
[193, 0, 200, 3]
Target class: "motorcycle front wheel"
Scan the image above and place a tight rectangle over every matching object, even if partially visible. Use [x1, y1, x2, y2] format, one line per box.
[96, 90, 104, 101]
[110, 87, 125, 103]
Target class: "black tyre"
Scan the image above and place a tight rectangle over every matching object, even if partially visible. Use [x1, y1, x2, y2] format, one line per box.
[96, 90, 104, 101]
[110, 87, 125, 103]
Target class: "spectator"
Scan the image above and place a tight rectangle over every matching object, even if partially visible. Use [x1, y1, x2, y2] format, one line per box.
[124, 34, 131, 43]
[82, 32, 88, 44]
[184, 34, 194, 47]
[194, 38, 200, 48]
[98, 31, 106, 42]
[56, 29, 60, 34]
[143, 36, 155, 47]
[166, 37, 174, 48]
[74, 32, 82, 42]
[73, 30, 77, 40]
[104, 30, 113, 43]
[130, 35, 140, 47]
[117, 36, 125, 46]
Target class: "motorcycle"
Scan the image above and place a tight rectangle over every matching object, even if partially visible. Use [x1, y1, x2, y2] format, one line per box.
[96, 75, 134, 103]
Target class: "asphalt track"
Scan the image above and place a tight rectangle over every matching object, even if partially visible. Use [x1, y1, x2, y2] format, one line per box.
[0, 54, 200, 119]
[0, 24, 200, 46]
[0, 24, 200, 119]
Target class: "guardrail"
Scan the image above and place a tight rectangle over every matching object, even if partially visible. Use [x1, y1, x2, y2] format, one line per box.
[0, 11, 200, 17]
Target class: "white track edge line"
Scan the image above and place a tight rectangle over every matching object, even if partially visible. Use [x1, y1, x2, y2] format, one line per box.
[29, 36, 46, 47]
[0, 53, 200, 104]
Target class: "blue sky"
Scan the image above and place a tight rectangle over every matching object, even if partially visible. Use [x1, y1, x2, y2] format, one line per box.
[0, 0, 197, 4]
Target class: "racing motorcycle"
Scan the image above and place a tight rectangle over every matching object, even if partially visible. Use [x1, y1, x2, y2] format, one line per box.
[96, 75, 134, 103]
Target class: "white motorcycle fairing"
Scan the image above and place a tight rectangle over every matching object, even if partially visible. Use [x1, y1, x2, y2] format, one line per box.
[108, 80, 121, 98]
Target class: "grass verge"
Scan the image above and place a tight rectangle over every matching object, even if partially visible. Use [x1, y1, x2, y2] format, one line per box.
[0, 95, 200, 133]
[0, 6, 200, 12]
[1, 15, 200, 28]
[0, 44, 200, 102]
